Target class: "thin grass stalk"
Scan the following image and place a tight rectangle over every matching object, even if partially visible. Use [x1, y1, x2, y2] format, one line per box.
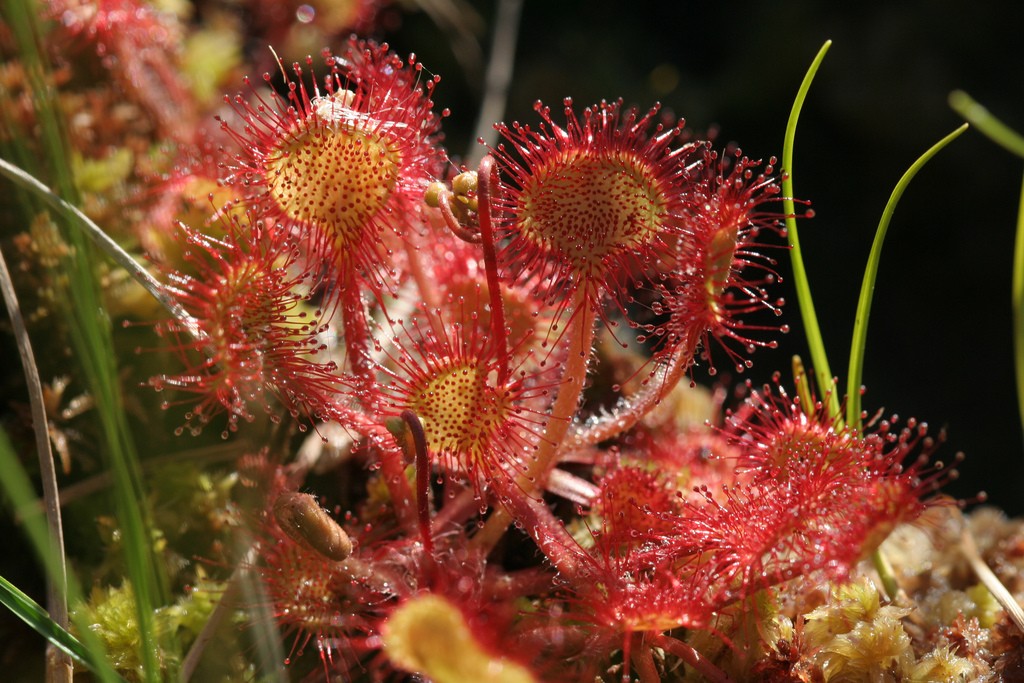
[781, 40, 840, 420]
[948, 91, 1024, 443]
[848, 127, 966, 602]
[179, 543, 259, 682]
[1015, 175, 1024, 442]
[844, 125, 968, 428]
[0, 158, 198, 336]
[0, 0, 76, 196]
[0, 1, 168, 678]
[234, 540, 289, 682]
[956, 510, 1024, 635]
[467, 0, 523, 165]
[0, 429, 124, 683]
[0, 245, 71, 682]
[0, 576, 127, 683]
[949, 91, 1024, 158]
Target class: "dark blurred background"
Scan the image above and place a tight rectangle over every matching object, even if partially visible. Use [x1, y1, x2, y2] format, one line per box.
[391, 0, 1024, 515]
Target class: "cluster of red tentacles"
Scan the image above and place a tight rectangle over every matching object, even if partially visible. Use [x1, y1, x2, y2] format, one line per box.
[141, 39, 957, 682]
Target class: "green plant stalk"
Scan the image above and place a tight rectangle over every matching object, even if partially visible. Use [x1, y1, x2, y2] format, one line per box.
[0, 158, 197, 335]
[870, 545, 900, 605]
[781, 40, 899, 600]
[0, 1, 169, 679]
[948, 91, 1024, 441]
[949, 91, 1024, 158]
[1015, 175, 1024, 441]
[845, 124, 968, 429]
[0, 0, 75, 196]
[0, 237, 71, 682]
[0, 429, 125, 683]
[782, 40, 841, 420]
[845, 123, 969, 601]
[0, 577, 128, 683]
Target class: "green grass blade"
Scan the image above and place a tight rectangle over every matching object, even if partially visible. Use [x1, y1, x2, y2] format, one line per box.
[1014, 174, 1024, 441]
[949, 91, 1024, 440]
[949, 91, 1024, 159]
[0, 576, 128, 682]
[0, 0, 77, 201]
[0, 158, 198, 336]
[845, 124, 968, 428]
[0, 1, 170, 679]
[0, 220, 72, 680]
[0, 428, 124, 683]
[782, 40, 840, 418]
[0, 576, 80, 665]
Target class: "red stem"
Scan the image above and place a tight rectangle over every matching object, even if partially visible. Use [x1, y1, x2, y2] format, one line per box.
[339, 267, 375, 395]
[475, 155, 511, 384]
[327, 400, 418, 536]
[377, 437, 419, 538]
[472, 292, 595, 554]
[570, 342, 691, 448]
[403, 234, 442, 311]
[486, 482, 587, 580]
[630, 634, 660, 683]
[437, 191, 482, 243]
[431, 485, 479, 535]
[400, 410, 435, 565]
[482, 567, 557, 601]
[652, 634, 732, 683]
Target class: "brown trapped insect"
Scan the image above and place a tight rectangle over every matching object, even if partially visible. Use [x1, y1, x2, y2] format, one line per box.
[272, 491, 353, 561]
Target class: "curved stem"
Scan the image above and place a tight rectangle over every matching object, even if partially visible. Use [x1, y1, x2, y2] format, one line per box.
[781, 40, 839, 420]
[339, 268, 375, 394]
[631, 634, 660, 683]
[437, 190, 482, 243]
[485, 480, 587, 579]
[525, 296, 596, 480]
[328, 401, 418, 536]
[473, 292, 594, 552]
[871, 545, 900, 602]
[379, 435, 420, 534]
[949, 91, 1024, 158]
[0, 158, 200, 340]
[403, 234, 442, 311]
[651, 634, 732, 683]
[845, 124, 967, 428]
[476, 155, 511, 384]
[483, 567, 556, 601]
[570, 345, 690, 448]
[430, 485, 479, 534]
[1015, 173, 1024, 442]
[948, 92, 1024, 441]
[400, 410, 435, 564]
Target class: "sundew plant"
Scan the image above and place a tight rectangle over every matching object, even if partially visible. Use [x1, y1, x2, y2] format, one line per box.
[3, 2, 1024, 682]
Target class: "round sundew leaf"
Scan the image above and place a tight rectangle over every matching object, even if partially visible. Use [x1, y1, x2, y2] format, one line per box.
[266, 116, 402, 251]
[408, 359, 511, 455]
[515, 149, 670, 278]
